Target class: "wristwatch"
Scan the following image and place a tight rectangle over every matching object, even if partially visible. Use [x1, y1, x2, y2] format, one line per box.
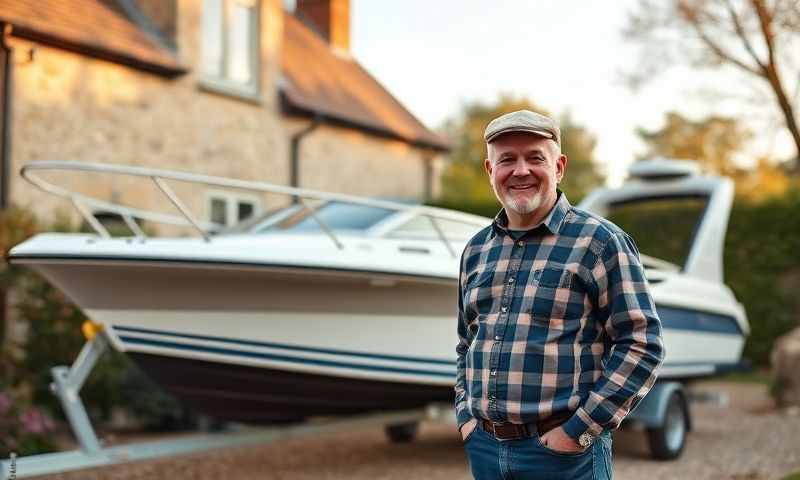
[577, 431, 595, 448]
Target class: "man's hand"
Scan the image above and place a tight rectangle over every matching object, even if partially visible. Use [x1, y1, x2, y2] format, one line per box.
[538, 426, 583, 453]
[460, 418, 478, 442]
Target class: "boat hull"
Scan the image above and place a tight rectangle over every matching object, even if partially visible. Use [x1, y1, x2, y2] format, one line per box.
[127, 352, 452, 423]
[16, 256, 747, 423]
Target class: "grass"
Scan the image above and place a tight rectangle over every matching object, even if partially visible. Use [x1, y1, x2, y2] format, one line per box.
[781, 472, 800, 480]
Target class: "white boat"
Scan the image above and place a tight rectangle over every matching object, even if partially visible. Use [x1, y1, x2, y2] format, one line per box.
[8, 159, 748, 424]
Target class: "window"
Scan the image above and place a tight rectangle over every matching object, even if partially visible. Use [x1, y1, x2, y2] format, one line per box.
[201, 0, 259, 98]
[81, 211, 147, 237]
[210, 197, 228, 226]
[207, 191, 261, 229]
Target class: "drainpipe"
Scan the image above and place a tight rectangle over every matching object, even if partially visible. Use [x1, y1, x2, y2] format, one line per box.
[0, 23, 9, 353]
[289, 114, 321, 203]
[0, 23, 12, 209]
[423, 152, 434, 203]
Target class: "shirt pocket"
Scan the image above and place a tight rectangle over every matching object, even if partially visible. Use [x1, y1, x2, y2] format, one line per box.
[529, 266, 581, 322]
[463, 265, 498, 321]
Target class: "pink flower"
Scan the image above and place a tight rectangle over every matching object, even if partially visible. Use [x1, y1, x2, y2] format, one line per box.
[19, 408, 54, 434]
[0, 393, 12, 415]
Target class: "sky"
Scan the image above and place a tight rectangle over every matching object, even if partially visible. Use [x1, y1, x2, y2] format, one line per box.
[348, 0, 795, 186]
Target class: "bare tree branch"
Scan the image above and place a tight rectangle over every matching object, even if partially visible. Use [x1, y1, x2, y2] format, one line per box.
[724, 0, 768, 70]
[752, 0, 800, 167]
[625, 0, 800, 169]
[679, 1, 763, 74]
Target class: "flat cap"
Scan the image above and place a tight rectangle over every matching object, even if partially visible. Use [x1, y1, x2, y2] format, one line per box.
[484, 110, 561, 145]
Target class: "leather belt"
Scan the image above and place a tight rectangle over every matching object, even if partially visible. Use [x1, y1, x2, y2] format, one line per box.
[479, 411, 573, 441]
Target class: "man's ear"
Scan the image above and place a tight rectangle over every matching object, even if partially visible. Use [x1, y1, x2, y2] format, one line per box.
[484, 157, 492, 177]
[556, 154, 568, 183]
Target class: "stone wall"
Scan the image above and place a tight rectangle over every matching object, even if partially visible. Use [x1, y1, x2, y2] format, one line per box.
[287, 118, 444, 201]
[7, 0, 444, 234]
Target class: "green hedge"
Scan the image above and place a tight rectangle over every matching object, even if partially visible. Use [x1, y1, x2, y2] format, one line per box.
[724, 190, 800, 364]
[431, 189, 800, 366]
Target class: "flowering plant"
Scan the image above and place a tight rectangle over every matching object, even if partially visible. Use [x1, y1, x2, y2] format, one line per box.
[0, 389, 57, 457]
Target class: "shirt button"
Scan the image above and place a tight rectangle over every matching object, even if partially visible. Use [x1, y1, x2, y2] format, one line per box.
[501, 306, 508, 313]
[517, 240, 524, 247]
[494, 335, 501, 341]
[508, 277, 515, 284]
[490, 370, 497, 376]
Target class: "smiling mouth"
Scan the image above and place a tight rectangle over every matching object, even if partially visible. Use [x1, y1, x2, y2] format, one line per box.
[508, 184, 535, 191]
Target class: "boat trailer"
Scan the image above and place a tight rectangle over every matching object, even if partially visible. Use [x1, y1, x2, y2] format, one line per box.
[0, 329, 452, 479]
[2, 327, 717, 477]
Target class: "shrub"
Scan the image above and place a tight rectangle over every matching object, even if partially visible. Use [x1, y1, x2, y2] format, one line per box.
[0, 206, 195, 456]
[725, 189, 800, 364]
[0, 389, 57, 456]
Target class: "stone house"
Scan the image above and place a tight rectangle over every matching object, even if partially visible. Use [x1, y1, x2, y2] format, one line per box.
[0, 0, 449, 232]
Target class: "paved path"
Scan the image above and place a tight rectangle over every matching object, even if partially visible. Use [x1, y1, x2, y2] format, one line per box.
[35, 381, 800, 480]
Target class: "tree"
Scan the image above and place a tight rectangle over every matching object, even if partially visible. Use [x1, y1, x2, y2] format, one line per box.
[624, 0, 800, 172]
[734, 155, 797, 198]
[636, 111, 752, 175]
[439, 95, 603, 206]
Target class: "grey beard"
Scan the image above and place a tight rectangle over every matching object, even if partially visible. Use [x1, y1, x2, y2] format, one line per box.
[508, 192, 542, 215]
[493, 183, 543, 215]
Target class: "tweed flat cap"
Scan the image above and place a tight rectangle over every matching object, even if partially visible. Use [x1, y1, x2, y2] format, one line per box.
[484, 110, 561, 145]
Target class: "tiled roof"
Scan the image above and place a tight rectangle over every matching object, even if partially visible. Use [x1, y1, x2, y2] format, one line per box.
[281, 12, 449, 151]
[0, 0, 185, 77]
[0, 1, 447, 150]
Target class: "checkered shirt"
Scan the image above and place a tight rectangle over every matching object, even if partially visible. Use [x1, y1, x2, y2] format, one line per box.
[454, 192, 664, 439]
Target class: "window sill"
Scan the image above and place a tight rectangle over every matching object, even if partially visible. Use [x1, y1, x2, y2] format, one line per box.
[198, 77, 262, 105]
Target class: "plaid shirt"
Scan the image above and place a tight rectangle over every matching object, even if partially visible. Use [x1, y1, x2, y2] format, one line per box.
[455, 192, 664, 440]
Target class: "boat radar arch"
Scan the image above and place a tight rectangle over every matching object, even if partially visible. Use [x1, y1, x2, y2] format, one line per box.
[578, 158, 733, 284]
[628, 158, 700, 181]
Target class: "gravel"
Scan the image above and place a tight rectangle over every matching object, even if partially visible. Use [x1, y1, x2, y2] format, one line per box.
[32, 381, 800, 480]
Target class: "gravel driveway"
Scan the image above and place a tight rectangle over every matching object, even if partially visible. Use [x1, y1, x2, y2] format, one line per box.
[34, 381, 800, 480]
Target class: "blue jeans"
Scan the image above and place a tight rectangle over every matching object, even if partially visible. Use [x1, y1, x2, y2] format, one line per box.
[463, 425, 613, 480]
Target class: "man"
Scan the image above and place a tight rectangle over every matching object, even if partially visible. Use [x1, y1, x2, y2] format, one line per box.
[455, 110, 664, 479]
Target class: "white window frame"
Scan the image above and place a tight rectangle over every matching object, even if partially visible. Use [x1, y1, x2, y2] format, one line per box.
[199, 0, 261, 101]
[206, 190, 262, 228]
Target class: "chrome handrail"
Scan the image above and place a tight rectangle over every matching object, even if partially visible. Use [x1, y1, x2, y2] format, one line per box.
[21, 161, 486, 256]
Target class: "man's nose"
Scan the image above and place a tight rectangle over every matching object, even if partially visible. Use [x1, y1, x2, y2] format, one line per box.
[511, 158, 531, 176]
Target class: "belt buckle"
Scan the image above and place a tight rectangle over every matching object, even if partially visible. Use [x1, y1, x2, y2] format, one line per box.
[492, 421, 519, 441]
[489, 421, 503, 437]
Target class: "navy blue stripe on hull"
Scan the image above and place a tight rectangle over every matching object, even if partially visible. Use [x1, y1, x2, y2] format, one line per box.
[120, 335, 454, 378]
[115, 325, 452, 366]
[656, 305, 744, 335]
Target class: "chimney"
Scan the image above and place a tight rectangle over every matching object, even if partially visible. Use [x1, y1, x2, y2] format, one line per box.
[295, 0, 350, 52]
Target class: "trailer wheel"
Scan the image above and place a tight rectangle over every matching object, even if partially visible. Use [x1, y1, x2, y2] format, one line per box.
[647, 391, 688, 460]
[385, 421, 419, 443]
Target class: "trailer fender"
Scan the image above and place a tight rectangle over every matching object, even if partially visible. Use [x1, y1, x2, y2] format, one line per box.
[626, 382, 691, 431]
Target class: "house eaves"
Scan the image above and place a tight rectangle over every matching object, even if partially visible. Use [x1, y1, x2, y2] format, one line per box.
[0, 0, 186, 78]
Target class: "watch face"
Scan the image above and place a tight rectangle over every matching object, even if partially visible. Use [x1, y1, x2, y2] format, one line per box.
[578, 432, 594, 447]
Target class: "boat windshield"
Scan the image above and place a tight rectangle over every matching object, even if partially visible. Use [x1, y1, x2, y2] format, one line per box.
[251, 201, 396, 234]
[605, 195, 708, 269]
[385, 215, 482, 241]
